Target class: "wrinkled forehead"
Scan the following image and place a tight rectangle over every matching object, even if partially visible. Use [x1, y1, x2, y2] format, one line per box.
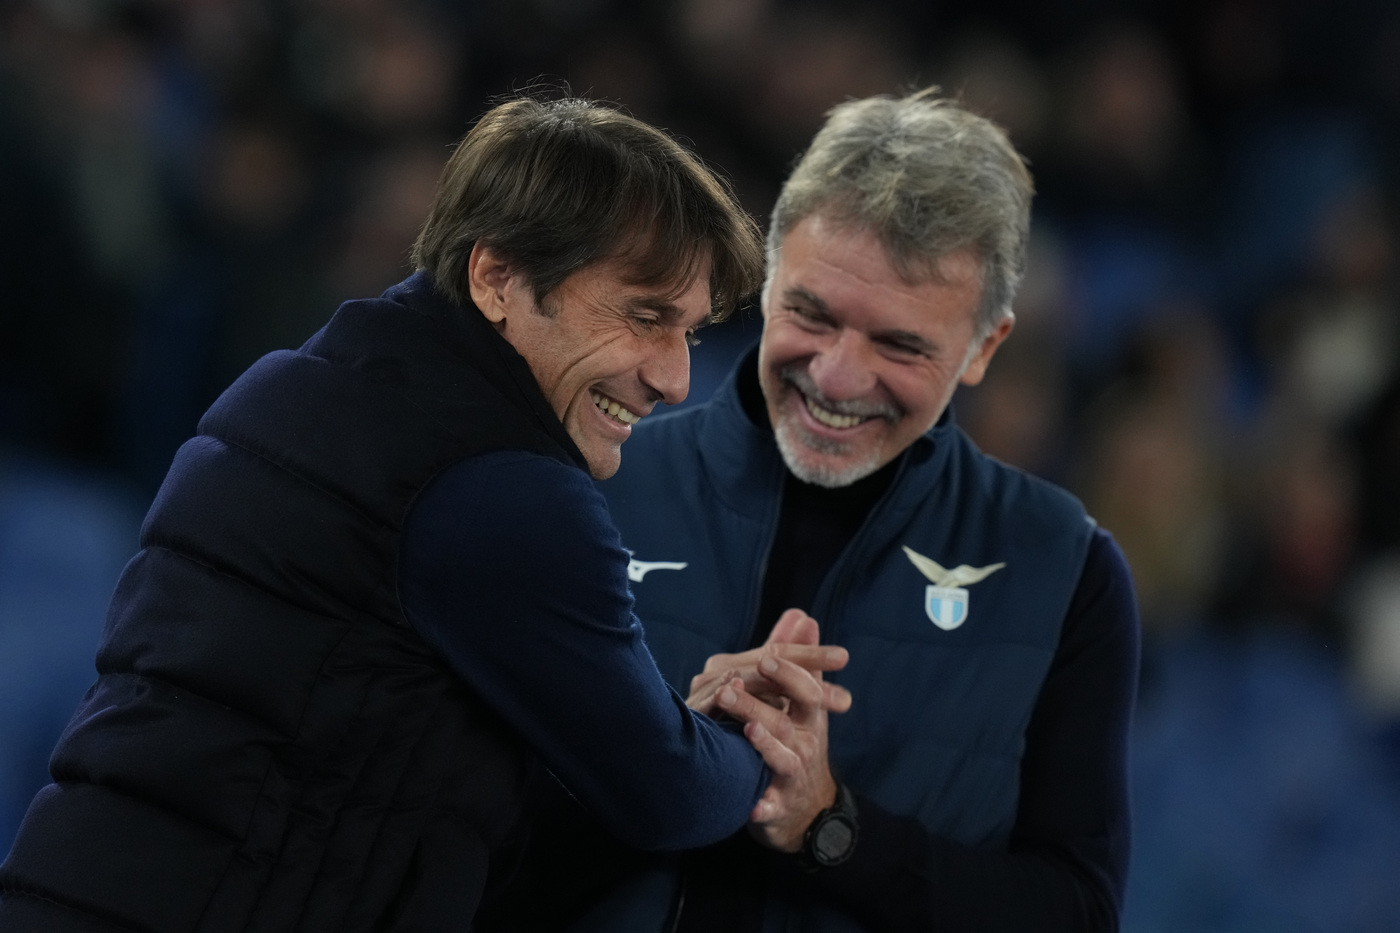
[767, 216, 984, 295]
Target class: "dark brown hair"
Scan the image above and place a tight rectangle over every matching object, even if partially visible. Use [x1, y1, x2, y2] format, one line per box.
[412, 96, 763, 319]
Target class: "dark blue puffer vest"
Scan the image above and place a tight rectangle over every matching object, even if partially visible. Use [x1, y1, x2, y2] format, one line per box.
[0, 272, 583, 932]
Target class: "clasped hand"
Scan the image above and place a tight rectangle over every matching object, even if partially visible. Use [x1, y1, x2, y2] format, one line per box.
[686, 609, 852, 853]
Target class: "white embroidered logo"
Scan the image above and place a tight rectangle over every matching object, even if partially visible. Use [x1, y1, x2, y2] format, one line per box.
[901, 546, 1005, 631]
[626, 551, 689, 583]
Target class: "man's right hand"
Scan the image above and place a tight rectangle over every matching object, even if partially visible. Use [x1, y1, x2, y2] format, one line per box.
[701, 613, 844, 852]
[686, 609, 852, 717]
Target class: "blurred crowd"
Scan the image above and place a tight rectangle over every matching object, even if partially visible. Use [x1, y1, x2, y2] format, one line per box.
[4, 0, 1400, 929]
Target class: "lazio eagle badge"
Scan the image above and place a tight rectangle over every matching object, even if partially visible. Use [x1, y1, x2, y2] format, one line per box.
[902, 546, 1006, 631]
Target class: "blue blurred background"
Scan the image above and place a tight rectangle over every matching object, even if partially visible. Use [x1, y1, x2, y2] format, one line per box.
[3, 1, 1400, 928]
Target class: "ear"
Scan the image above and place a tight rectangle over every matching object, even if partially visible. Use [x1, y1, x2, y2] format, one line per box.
[466, 241, 523, 325]
[958, 316, 1014, 387]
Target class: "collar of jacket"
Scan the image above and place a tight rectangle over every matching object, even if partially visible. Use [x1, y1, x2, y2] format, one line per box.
[383, 270, 589, 473]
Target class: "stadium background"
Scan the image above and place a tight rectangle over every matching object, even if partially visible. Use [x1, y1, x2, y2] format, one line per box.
[3, 0, 1400, 928]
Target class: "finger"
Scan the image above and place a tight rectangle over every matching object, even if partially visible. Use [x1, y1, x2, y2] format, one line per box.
[743, 717, 801, 776]
[722, 668, 799, 701]
[706, 668, 824, 713]
[755, 655, 826, 720]
[687, 684, 722, 716]
[750, 785, 781, 824]
[687, 666, 739, 713]
[750, 783, 794, 825]
[823, 681, 853, 714]
[703, 644, 848, 683]
[692, 667, 735, 695]
[716, 681, 797, 747]
[691, 664, 814, 715]
[701, 651, 742, 675]
[766, 608, 818, 647]
[735, 677, 795, 710]
[765, 643, 849, 674]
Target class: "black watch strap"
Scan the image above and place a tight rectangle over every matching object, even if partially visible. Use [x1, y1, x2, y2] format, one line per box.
[799, 780, 859, 871]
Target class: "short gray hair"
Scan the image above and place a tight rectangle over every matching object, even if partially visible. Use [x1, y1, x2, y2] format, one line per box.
[767, 86, 1032, 336]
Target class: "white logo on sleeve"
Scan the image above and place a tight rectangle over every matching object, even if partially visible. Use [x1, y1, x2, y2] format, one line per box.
[626, 551, 689, 583]
[901, 546, 1005, 631]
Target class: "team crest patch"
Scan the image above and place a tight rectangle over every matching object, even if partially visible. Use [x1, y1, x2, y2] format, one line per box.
[902, 546, 1005, 631]
[924, 586, 969, 630]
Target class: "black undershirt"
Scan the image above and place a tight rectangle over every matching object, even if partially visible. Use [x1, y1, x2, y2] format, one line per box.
[752, 467, 898, 647]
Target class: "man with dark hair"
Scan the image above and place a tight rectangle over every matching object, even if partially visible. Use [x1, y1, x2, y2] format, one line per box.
[585, 87, 1141, 931]
[0, 95, 814, 932]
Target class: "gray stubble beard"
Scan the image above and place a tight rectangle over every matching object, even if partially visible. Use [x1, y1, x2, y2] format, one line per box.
[772, 411, 889, 488]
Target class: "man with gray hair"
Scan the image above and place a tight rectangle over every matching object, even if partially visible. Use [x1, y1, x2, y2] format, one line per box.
[579, 86, 1141, 931]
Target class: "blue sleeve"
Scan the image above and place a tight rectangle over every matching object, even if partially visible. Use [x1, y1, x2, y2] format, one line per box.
[397, 450, 768, 852]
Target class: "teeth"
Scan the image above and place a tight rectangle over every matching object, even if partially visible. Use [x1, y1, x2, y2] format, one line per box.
[593, 392, 640, 425]
[805, 395, 863, 429]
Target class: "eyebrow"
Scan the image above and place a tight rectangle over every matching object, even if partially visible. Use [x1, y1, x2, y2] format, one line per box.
[877, 330, 936, 354]
[782, 286, 830, 315]
[783, 287, 935, 353]
[626, 296, 713, 329]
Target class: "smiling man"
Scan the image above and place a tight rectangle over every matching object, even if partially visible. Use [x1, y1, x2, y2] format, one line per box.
[467, 249, 712, 479]
[759, 220, 1007, 488]
[590, 87, 1143, 931]
[0, 96, 821, 933]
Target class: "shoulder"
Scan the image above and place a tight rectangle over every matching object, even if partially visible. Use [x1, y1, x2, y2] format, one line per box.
[618, 405, 707, 464]
[433, 448, 599, 501]
[604, 404, 710, 500]
[942, 426, 1094, 547]
[407, 451, 618, 563]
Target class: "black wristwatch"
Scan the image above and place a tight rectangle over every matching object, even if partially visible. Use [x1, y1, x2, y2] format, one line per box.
[799, 780, 858, 871]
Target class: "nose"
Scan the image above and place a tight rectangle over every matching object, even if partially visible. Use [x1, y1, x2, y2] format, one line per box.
[808, 329, 877, 400]
[641, 327, 692, 406]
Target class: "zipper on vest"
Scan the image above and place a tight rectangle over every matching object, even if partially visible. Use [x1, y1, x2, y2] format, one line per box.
[739, 460, 790, 649]
[811, 446, 917, 647]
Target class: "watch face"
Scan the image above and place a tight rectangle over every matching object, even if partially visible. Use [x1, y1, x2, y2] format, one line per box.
[814, 816, 855, 863]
